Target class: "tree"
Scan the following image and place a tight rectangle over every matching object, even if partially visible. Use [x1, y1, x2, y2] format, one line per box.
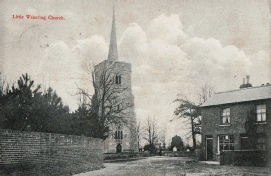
[1, 73, 41, 130]
[76, 61, 134, 139]
[143, 116, 158, 155]
[174, 99, 201, 149]
[32, 87, 70, 133]
[174, 84, 214, 149]
[170, 135, 184, 151]
[0, 73, 71, 134]
[136, 122, 143, 150]
[197, 83, 214, 104]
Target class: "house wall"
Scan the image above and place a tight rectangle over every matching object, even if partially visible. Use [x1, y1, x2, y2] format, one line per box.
[201, 99, 270, 161]
[0, 129, 104, 175]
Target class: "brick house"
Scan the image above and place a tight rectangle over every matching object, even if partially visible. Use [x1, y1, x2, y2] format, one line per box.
[200, 78, 271, 164]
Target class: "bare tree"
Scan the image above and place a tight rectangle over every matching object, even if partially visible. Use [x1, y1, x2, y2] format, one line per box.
[76, 60, 134, 139]
[197, 83, 215, 104]
[143, 116, 159, 155]
[136, 121, 143, 150]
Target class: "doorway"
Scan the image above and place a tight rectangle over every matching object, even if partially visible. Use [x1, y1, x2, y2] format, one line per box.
[116, 144, 122, 153]
[206, 136, 213, 160]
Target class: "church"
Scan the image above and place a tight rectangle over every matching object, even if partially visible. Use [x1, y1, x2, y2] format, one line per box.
[94, 8, 138, 153]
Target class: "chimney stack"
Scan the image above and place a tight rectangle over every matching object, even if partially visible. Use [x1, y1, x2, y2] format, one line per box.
[240, 75, 252, 89]
[246, 75, 250, 84]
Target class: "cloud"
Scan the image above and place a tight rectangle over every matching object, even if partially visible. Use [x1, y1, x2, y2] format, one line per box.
[146, 14, 187, 44]
[73, 35, 108, 66]
[117, 14, 270, 143]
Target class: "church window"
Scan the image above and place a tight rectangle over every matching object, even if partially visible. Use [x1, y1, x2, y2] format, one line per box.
[115, 130, 123, 139]
[115, 75, 121, 85]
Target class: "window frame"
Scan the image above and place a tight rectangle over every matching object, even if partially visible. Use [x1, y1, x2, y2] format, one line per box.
[221, 107, 231, 125]
[256, 104, 266, 123]
[217, 134, 234, 153]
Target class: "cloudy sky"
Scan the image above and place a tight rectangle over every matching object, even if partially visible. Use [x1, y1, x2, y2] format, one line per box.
[0, 0, 270, 144]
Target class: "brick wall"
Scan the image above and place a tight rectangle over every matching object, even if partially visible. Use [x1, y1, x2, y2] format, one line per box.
[201, 99, 270, 161]
[0, 129, 104, 175]
[221, 150, 267, 167]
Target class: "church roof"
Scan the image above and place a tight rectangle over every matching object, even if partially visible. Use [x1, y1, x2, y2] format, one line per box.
[107, 7, 118, 61]
[200, 84, 271, 107]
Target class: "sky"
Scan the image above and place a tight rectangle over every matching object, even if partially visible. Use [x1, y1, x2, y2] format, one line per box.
[0, 0, 270, 145]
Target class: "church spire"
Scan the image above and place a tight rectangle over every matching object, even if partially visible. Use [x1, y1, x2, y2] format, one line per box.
[107, 6, 118, 61]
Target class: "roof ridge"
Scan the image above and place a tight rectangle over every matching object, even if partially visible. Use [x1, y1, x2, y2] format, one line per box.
[215, 84, 271, 94]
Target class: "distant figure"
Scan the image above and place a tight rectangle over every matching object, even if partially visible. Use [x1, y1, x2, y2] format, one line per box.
[173, 146, 177, 152]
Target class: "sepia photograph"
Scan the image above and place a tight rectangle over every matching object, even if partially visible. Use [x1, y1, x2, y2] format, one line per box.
[0, 0, 270, 175]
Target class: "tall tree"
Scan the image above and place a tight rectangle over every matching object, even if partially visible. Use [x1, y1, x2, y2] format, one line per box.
[32, 87, 70, 133]
[0, 73, 71, 134]
[136, 122, 143, 150]
[174, 99, 201, 149]
[174, 84, 214, 149]
[143, 116, 158, 155]
[1, 73, 41, 130]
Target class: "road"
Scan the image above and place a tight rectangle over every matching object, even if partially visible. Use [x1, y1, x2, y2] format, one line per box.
[74, 156, 269, 176]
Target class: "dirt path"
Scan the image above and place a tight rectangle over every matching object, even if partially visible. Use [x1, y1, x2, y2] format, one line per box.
[74, 156, 269, 176]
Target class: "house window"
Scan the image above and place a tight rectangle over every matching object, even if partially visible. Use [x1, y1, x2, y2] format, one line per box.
[256, 104, 266, 122]
[221, 108, 230, 124]
[115, 75, 121, 85]
[256, 133, 266, 150]
[218, 135, 234, 152]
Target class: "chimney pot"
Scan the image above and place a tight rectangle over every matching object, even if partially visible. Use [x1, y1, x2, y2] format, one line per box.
[246, 75, 250, 84]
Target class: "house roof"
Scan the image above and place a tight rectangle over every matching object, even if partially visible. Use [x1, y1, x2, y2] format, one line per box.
[200, 84, 271, 107]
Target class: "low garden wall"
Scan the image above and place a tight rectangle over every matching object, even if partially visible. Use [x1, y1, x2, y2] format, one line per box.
[161, 151, 193, 157]
[0, 129, 104, 175]
[221, 150, 267, 167]
[104, 151, 149, 161]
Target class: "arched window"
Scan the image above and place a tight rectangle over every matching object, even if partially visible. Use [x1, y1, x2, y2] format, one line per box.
[115, 130, 123, 139]
[115, 75, 118, 84]
[115, 75, 121, 85]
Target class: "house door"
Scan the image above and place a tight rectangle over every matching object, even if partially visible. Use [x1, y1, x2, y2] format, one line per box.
[116, 144, 122, 153]
[206, 137, 213, 160]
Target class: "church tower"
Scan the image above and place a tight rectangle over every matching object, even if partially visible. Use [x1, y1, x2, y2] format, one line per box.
[94, 8, 138, 153]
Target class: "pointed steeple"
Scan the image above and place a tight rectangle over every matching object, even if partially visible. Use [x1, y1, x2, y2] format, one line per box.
[107, 6, 118, 61]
